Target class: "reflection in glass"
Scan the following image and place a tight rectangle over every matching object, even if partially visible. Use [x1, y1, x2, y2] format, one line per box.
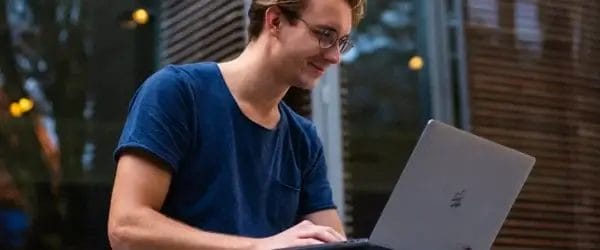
[342, 0, 430, 237]
[0, 0, 155, 248]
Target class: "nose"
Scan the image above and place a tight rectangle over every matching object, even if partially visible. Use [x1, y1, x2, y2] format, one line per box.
[323, 45, 341, 65]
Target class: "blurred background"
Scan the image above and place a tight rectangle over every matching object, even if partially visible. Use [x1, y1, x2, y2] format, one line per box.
[0, 0, 598, 249]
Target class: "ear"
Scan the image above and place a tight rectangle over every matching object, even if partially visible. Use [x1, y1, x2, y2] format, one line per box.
[264, 6, 283, 35]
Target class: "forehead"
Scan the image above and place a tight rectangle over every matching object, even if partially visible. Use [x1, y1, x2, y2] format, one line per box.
[301, 0, 353, 35]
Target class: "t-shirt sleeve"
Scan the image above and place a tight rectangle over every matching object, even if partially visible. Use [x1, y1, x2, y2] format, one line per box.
[298, 140, 337, 216]
[113, 66, 194, 173]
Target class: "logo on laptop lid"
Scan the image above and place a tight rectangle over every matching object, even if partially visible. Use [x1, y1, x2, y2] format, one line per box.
[450, 189, 466, 208]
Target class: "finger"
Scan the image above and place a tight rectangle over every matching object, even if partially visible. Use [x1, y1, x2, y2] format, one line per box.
[296, 238, 324, 246]
[311, 225, 345, 242]
[294, 221, 345, 241]
[299, 226, 339, 243]
[324, 227, 346, 241]
[295, 220, 314, 228]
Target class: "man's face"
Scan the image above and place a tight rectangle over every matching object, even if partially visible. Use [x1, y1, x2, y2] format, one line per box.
[276, 0, 353, 90]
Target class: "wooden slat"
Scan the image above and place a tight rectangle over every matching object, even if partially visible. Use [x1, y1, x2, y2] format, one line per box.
[466, 0, 600, 248]
[158, 0, 312, 120]
[159, 0, 245, 64]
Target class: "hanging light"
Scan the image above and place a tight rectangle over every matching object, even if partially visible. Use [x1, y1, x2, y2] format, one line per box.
[132, 8, 150, 25]
[408, 55, 424, 71]
[9, 102, 22, 118]
[18, 97, 34, 112]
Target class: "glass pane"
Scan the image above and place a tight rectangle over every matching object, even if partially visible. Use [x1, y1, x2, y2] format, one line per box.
[342, 0, 431, 237]
[0, 1, 157, 249]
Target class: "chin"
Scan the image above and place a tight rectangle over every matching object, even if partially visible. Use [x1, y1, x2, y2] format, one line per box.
[292, 77, 320, 90]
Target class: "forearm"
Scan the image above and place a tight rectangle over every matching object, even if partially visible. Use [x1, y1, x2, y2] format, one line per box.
[109, 207, 257, 250]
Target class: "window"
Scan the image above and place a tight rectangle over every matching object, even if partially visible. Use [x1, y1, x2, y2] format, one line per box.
[0, 1, 158, 249]
[340, 0, 432, 236]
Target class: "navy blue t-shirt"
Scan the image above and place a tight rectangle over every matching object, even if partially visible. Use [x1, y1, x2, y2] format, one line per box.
[114, 62, 335, 237]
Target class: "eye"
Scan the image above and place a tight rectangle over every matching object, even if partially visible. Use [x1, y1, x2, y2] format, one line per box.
[320, 29, 335, 40]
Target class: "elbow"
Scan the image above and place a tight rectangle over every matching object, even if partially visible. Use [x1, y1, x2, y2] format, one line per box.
[108, 213, 141, 250]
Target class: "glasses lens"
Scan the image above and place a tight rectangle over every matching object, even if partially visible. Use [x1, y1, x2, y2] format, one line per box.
[318, 30, 336, 48]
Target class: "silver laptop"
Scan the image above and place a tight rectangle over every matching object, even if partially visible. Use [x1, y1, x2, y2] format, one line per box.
[281, 120, 535, 250]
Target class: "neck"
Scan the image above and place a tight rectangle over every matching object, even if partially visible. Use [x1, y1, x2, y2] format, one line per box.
[218, 42, 290, 115]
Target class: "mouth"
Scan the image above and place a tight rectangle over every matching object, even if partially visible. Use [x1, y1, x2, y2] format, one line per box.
[309, 62, 325, 74]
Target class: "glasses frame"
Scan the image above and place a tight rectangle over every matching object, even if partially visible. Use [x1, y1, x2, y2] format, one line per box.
[295, 17, 354, 54]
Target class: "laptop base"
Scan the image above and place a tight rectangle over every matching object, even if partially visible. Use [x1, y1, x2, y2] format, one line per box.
[277, 238, 392, 250]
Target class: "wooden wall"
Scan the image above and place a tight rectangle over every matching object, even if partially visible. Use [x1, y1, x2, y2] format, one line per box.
[464, 0, 600, 248]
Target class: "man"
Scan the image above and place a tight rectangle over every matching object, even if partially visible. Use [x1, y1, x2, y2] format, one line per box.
[108, 0, 365, 249]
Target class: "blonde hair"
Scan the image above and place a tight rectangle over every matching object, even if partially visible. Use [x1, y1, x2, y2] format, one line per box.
[247, 0, 366, 40]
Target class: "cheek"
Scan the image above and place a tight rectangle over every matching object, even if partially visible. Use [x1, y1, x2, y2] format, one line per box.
[284, 36, 320, 56]
[282, 47, 309, 68]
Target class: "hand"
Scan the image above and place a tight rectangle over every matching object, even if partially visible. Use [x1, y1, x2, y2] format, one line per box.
[252, 220, 346, 249]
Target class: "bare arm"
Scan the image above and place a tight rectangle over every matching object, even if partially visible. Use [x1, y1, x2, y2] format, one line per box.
[108, 151, 259, 250]
[108, 151, 344, 250]
[303, 209, 346, 238]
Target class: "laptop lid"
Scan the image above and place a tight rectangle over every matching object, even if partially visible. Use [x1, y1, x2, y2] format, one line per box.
[368, 120, 535, 250]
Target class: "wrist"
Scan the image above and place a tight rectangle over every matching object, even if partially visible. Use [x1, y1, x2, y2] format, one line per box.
[246, 237, 266, 250]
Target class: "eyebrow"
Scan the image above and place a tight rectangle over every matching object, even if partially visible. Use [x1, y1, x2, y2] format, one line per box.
[314, 24, 339, 34]
[309, 20, 351, 37]
[323, 25, 352, 38]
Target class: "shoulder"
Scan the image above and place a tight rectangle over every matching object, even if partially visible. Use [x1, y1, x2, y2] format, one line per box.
[137, 62, 221, 100]
[170, 62, 222, 86]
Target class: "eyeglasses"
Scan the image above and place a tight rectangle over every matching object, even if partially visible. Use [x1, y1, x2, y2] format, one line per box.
[296, 17, 354, 54]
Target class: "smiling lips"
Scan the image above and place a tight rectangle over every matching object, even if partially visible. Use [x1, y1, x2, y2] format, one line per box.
[309, 62, 325, 74]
